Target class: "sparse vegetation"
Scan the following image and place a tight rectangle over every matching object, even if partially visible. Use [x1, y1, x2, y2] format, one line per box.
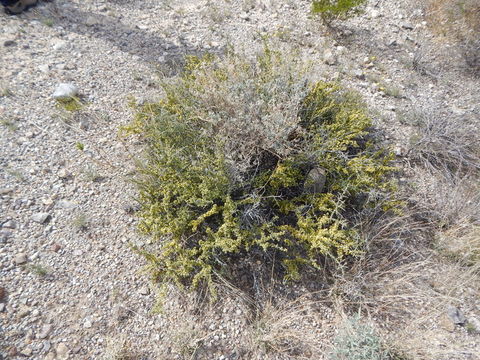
[6, 167, 26, 182]
[427, 0, 480, 74]
[406, 107, 480, 175]
[56, 97, 84, 112]
[72, 212, 89, 231]
[248, 297, 322, 357]
[0, 117, 18, 131]
[312, 0, 367, 25]
[0, 87, 13, 97]
[82, 164, 104, 182]
[2, 1, 479, 359]
[75, 142, 85, 151]
[330, 315, 402, 360]
[129, 46, 396, 295]
[25, 264, 50, 277]
[104, 336, 138, 360]
[42, 18, 54, 27]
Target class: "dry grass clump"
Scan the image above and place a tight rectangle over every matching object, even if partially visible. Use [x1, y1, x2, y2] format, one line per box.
[426, 0, 480, 74]
[104, 336, 140, 360]
[246, 296, 324, 358]
[437, 225, 480, 265]
[406, 107, 479, 176]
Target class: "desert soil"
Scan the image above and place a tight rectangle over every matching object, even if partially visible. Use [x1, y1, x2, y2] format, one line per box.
[1, 0, 479, 359]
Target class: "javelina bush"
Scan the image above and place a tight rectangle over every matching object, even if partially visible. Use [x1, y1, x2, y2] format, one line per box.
[128, 46, 395, 294]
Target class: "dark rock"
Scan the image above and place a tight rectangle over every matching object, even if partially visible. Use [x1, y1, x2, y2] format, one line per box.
[4, 40, 16, 47]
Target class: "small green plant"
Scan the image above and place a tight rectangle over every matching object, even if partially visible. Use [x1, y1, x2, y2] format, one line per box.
[312, 0, 367, 25]
[380, 85, 403, 98]
[25, 264, 50, 277]
[1, 88, 13, 97]
[75, 142, 85, 151]
[130, 46, 395, 295]
[82, 165, 103, 182]
[56, 97, 84, 112]
[1, 117, 18, 131]
[42, 18, 54, 27]
[6, 168, 25, 182]
[72, 213, 89, 231]
[330, 315, 401, 360]
[465, 321, 479, 334]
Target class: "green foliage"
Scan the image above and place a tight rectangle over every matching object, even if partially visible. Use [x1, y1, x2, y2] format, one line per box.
[56, 97, 84, 112]
[312, 0, 367, 24]
[130, 46, 395, 294]
[75, 142, 85, 151]
[25, 264, 50, 277]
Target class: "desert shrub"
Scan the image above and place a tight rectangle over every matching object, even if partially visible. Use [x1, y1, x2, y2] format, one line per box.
[129, 46, 395, 294]
[311, 0, 367, 25]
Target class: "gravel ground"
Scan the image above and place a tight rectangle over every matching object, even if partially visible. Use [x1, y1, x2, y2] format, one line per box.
[1, 0, 479, 359]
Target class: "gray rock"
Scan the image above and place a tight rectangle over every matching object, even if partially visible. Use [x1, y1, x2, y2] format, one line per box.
[57, 200, 77, 209]
[52, 83, 79, 100]
[239, 12, 250, 21]
[387, 39, 398, 47]
[15, 253, 28, 265]
[139, 286, 150, 295]
[56, 343, 69, 358]
[32, 213, 51, 224]
[39, 64, 50, 73]
[401, 22, 414, 30]
[2, 220, 16, 229]
[43, 341, 51, 352]
[0, 188, 13, 195]
[447, 306, 466, 325]
[371, 9, 380, 18]
[304, 168, 326, 194]
[323, 49, 337, 65]
[73, 249, 83, 256]
[354, 69, 365, 80]
[0, 230, 12, 243]
[38, 324, 53, 339]
[20, 348, 32, 357]
[57, 168, 71, 179]
[52, 40, 67, 51]
[83, 319, 92, 328]
[85, 16, 97, 27]
[0, 303, 5, 312]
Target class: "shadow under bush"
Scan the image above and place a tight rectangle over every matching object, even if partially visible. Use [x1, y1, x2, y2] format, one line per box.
[127, 46, 396, 296]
